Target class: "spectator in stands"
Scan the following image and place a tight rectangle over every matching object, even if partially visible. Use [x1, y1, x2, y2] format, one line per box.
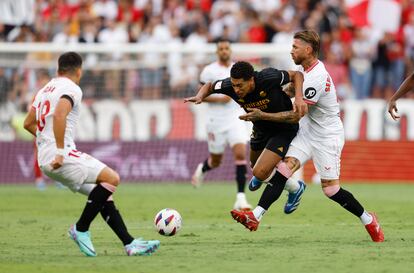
[325, 50, 354, 100]
[372, 32, 405, 99]
[349, 27, 374, 99]
[0, 68, 10, 104]
[92, 0, 118, 21]
[403, 12, 414, 73]
[52, 23, 79, 44]
[138, 16, 170, 99]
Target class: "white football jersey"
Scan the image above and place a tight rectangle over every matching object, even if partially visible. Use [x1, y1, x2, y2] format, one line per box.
[200, 61, 245, 132]
[298, 60, 343, 137]
[32, 77, 82, 160]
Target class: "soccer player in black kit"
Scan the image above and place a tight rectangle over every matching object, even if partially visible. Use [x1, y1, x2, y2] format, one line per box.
[185, 61, 307, 231]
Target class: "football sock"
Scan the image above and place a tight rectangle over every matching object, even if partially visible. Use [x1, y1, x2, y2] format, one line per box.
[201, 158, 212, 172]
[236, 164, 247, 192]
[284, 178, 300, 193]
[257, 172, 288, 210]
[359, 211, 373, 225]
[252, 206, 266, 221]
[76, 183, 114, 232]
[100, 201, 134, 245]
[329, 188, 364, 217]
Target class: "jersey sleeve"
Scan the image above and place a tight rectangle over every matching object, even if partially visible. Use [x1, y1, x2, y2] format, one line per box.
[261, 67, 290, 86]
[211, 77, 233, 96]
[302, 74, 325, 105]
[61, 86, 82, 107]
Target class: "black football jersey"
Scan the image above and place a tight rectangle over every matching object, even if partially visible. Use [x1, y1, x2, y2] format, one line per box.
[212, 67, 299, 134]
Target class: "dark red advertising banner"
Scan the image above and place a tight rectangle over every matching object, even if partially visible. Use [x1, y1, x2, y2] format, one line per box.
[1, 140, 414, 184]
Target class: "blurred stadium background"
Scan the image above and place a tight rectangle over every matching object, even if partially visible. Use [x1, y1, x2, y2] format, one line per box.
[1, 0, 414, 185]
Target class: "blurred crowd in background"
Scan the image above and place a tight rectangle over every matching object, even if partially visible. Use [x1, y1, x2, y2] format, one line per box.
[1, 0, 414, 112]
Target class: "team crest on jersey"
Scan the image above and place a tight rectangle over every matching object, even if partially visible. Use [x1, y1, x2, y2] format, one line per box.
[304, 87, 316, 99]
[214, 81, 222, 90]
[259, 91, 267, 97]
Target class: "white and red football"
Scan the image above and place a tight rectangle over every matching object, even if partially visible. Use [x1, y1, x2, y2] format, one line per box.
[154, 208, 182, 236]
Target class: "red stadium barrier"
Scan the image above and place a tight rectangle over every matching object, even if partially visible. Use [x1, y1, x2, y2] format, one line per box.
[304, 141, 414, 182]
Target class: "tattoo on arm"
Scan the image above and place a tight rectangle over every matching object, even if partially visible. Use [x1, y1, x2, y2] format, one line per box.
[264, 110, 300, 123]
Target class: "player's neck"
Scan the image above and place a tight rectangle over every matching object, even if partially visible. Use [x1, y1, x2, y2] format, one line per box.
[302, 58, 318, 72]
[218, 60, 231, 67]
[57, 74, 79, 85]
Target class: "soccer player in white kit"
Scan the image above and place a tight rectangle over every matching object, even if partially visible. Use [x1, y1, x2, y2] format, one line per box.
[233, 30, 384, 242]
[23, 52, 160, 256]
[191, 40, 252, 211]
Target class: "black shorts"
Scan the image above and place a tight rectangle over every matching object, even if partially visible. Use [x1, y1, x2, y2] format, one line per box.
[250, 129, 297, 158]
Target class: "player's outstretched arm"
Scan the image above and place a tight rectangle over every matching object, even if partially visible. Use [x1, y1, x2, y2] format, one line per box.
[388, 72, 414, 120]
[239, 108, 301, 124]
[23, 107, 37, 136]
[184, 82, 214, 104]
[287, 70, 307, 118]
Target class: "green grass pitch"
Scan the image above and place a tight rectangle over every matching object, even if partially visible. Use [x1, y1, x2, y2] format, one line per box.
[0, 182, 413, 273]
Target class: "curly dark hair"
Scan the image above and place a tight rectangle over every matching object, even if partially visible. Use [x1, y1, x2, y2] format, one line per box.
[230, 61, 254, 80]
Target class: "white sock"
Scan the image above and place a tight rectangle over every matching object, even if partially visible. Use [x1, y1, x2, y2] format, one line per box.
[284, 178, 300, 193]
[237, 192, 246, 201]
[360, 211, 373, 225]
[252, 206, 266, 221]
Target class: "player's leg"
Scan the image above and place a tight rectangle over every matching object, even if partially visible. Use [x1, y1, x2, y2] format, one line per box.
[231, 132, 297, 231]
[228, 124, 251, 210]
[192, 130, 225, 187]
[75, 166, 119, 234]
[281, 129, 313, 214]
[231, 143, 251, 210]
[231, 149, 285, 231]
[314, 137, 384, 242]
[75, 158, 160, 255]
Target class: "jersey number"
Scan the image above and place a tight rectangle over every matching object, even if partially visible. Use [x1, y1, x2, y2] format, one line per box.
[37, 100, 51, 131]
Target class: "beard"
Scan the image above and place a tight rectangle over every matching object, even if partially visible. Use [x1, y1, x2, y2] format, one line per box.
[292, 55, 303, 65]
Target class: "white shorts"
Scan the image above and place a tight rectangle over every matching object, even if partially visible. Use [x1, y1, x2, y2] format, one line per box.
[206, 120, 250, 154]
[40, 150, 107, 193]
[285, 127, 344, 180]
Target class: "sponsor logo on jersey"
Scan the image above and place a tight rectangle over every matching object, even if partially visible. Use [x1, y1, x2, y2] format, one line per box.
[214, 81, 222, 90]
[259, 91, 267, 97]
[304, 87, 317, 99]
[243, 99, 270, 109]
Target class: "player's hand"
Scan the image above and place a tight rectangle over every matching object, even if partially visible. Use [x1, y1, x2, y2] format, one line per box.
[294, 97, 308, 117]
[184, 96, 203, 104]
[50, 155, 64, 170]
[387, 100, 400, 120]
[239, 108, 263, 122]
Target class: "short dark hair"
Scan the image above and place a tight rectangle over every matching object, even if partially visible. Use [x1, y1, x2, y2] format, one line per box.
[57, 52, 82, 74]
[216, 38, 231, 45]
[294, 30, 320, 57]
[230, 61, 254, 80]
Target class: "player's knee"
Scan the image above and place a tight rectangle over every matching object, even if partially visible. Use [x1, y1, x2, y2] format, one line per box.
[284, 157, 300, 171]
[322, 184, 340, 197]
[210, 158, 221, 168]
[107, 171, 120, 187]
[252, 166, 273, 181]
